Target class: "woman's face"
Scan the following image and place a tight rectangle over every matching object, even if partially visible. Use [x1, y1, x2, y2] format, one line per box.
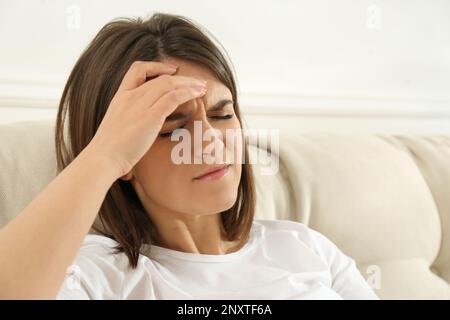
[128, 58, 243, 218]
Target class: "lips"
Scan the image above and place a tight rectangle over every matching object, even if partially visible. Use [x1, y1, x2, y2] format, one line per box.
[193, 164, 231, 181]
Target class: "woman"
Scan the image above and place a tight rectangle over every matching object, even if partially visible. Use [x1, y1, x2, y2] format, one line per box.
[0, 13, 379, 300]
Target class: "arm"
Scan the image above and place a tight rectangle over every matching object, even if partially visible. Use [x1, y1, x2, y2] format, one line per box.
[0, 60, 206, 299]
[0, 146, 119, 299]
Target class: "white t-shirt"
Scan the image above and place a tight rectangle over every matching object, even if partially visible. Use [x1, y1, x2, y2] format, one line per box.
[56, 219, 379, 300]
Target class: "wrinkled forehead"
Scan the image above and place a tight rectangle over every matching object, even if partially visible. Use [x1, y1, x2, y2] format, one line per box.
[163, 58, 233, 113]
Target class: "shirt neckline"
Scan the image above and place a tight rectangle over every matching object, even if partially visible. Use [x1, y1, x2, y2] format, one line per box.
[141, 222, 261, 263]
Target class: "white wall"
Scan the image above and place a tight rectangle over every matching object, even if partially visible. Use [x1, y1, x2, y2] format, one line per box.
[1, 0, 449, 132]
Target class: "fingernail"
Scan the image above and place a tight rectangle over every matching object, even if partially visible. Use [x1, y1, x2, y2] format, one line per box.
[167, 63, 178, 69]
[193, 86, 207, 96]
[195, 80, 207, 87]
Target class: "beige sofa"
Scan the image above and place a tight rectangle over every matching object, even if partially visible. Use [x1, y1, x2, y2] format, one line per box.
[0, 119, 449, 299]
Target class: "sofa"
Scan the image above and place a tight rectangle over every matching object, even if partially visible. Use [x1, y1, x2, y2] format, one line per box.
[0, 119, 449, 299]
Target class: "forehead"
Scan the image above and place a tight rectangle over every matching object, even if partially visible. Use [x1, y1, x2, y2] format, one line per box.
[163, 58, 232, 101]
[159, 58, 233, 118]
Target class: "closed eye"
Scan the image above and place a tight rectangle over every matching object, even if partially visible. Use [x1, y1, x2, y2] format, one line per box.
[159, 125, 186, 138]
[209, 114, 234, 120]
[158, 115, 234, 138]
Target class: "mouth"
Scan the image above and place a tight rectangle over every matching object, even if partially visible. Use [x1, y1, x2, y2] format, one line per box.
[193, 164, 231, 181]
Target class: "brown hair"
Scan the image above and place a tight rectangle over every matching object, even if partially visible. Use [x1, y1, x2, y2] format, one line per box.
[54, 13, 255, 268]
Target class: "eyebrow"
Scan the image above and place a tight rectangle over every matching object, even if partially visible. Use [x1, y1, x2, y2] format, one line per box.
[208, 98, 233, 112]
[165, 99, 233, 122]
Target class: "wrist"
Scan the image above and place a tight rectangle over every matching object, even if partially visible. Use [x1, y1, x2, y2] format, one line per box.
[77, 145, 122, 182]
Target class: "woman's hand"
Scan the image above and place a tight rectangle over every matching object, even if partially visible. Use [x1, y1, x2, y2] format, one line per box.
[87, 61, 207, 179]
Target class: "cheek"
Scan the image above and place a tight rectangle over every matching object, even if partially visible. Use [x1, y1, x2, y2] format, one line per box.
[134, 155, 193, 208]
[223, 119, 244, 164]
[227, 116, 241, 129]
[234, 163, 243, 183]
[134, 144, 184, 192]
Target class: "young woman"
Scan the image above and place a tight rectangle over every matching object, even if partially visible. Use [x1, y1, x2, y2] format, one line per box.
[0, 13, 379, 300]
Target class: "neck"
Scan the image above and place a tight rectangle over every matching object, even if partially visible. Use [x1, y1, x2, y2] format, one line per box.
[148, 207, 241, 255]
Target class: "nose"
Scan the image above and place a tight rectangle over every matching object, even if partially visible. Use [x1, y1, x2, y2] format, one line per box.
[192, 118, 227, 165]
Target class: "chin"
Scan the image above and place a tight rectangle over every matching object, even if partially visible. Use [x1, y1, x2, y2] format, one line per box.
[193, 192, 238, 214]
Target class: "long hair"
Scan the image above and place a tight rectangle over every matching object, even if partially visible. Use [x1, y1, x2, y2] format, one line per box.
[54, 13, 255, 268]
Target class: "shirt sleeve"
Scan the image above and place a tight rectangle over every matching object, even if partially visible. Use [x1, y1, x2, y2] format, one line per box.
[55, 244, 124, 300]
[56, 274, 91, 300]
[307, 227, 380, 300]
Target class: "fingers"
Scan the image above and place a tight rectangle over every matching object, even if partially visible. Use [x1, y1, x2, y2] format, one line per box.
[117, 61, 178, 92]
[146, 86, 207, 124]
[134, 74, 207, 104]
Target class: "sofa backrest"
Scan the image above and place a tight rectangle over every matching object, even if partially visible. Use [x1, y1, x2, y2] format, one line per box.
[1, 120, 449, 299]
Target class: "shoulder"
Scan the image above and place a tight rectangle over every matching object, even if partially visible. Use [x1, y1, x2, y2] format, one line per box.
[252, 219, 379, 300]
[253, 219, 332, 248]
[252, 219, 352, 266]
[70, 234, 128, 271]
[57, 234, 148, 300]
[76, 234, 122, 256]
[253, 218, 311, 233]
